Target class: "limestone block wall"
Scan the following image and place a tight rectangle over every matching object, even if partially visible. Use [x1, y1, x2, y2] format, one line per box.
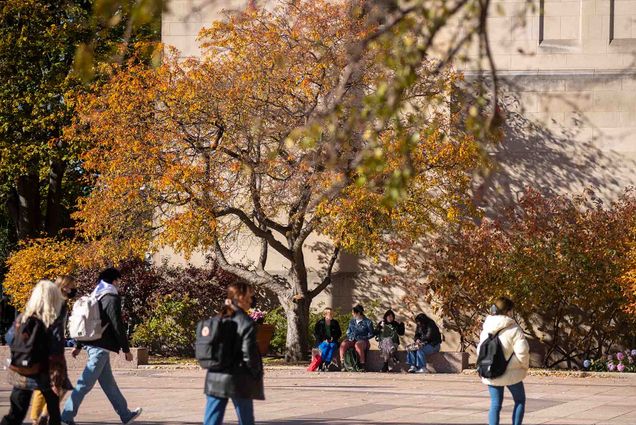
[160, 0, 636, 359]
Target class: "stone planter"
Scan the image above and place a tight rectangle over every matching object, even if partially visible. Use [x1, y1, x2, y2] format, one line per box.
[256, 323, 275, 355]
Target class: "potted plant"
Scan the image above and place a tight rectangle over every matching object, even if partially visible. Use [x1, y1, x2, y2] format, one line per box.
[249, 309, 274, 355]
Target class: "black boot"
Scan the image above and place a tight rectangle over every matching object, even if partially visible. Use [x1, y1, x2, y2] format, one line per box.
[381, 361, 389, 373]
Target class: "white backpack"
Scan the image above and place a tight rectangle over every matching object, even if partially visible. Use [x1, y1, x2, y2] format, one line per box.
[68, 295, 105, 342]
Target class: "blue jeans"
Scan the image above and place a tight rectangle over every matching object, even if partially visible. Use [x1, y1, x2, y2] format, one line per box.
[488, 381, 525, 425]
[318, 341, 337, 363]
[407, 343, 440, 368]
[61, 346, 136, 424]
[204, 396, 254, 425]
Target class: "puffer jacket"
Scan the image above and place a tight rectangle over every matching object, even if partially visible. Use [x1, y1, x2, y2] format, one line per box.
[204, 309, 264, 400]
[477, 315, 530, 387]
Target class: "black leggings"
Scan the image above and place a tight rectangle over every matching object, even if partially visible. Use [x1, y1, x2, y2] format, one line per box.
[1, 387, 61, 425]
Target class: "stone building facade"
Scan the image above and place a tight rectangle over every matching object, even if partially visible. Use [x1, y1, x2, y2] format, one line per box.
[162, 0, 636, 353]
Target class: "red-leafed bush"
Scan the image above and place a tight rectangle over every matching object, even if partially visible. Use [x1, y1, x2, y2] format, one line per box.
[409, 188, 636, 368]
[74, 259, 239, 338]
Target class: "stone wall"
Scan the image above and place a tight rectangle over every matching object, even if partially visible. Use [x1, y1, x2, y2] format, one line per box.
[160, 0, 636, 361]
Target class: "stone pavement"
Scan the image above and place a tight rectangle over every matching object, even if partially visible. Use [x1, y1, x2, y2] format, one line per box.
[1, 367, 636, 424]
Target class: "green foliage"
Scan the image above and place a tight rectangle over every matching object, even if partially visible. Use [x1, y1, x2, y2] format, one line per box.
[131, 294, 199, 357]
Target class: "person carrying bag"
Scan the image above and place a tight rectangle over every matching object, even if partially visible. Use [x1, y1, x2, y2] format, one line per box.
[476, 297, 530, 425]
[196, 281, 264, 425]
[2, 280, 68, 425]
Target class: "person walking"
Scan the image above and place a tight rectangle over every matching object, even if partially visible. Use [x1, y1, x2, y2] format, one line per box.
[30, 276, 78, 425]
[61, 268, 142, 425]
[314, 307, 342, 371]
[339, 305, 374, 371]
[204, 281, 264, 425]
[375, 309, 405, 372]
[2, 280, 66, 425]
[478, 297, 529, 425]
[407, 313, 442, 373]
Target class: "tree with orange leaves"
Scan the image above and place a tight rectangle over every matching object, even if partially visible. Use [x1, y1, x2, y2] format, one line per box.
[8, 0, 490, 360]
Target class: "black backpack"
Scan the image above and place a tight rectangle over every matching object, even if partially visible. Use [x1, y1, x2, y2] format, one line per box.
[195, 316, 238, 371]
[476, 329, 511, 379]
[10, 316, 47, 376]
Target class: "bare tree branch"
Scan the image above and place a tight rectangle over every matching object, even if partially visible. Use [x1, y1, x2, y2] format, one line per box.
[214, 207, 294, 260]
[309, 245, 341, 299]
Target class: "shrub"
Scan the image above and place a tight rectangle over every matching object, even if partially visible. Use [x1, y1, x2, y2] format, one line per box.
[131, 294, 200, 356]
[3, 239, 80, 309]
[585, 349, 636, 373]
[411, 189, 636, 368]
[74, 259, 239, 338]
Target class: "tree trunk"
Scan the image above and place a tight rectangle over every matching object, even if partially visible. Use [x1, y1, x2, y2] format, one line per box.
[45, 160, 66, 236]
[14, 172, 42, 239]
[280, 296, 310, 362]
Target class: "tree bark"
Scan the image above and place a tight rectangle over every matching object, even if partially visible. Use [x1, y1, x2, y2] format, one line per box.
[15, 172, 42, 239]
[45, 159, 66, 236]
[281, 296, 310, 362]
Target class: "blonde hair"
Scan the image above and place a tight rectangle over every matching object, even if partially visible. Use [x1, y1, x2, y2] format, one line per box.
[21, 280, 63, 328]
[55, 275, 75, 292]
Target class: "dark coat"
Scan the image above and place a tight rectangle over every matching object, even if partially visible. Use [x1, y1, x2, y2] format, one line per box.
[374, 320, 405, 345]
[204, 309, 265, 400]
[6, 309, 67, 391]
[414, 315, 442, 346]
[78, 293, 130, 353]
[314, 318, 342, 343]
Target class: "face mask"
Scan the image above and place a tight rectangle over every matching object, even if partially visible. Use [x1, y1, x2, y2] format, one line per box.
[66, 288, 78, 299]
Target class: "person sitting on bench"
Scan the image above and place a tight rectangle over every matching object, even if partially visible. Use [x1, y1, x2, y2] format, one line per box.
[407, 313, 442, 373]
[339, 305, 374, 371]
[314, 308, 342, 371]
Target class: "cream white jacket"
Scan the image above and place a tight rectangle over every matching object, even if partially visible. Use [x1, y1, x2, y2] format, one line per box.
[477, 315, 530, 387]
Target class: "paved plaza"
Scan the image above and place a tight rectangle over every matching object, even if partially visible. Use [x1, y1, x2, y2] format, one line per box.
[1, 367, 636, 424]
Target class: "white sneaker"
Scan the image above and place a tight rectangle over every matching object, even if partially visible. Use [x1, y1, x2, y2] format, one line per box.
[408, 366, 417, 373]
[416, 368, 429, 373]
[124, 408, 143, 424]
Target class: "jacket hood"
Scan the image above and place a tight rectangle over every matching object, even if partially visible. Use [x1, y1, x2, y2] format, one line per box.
[92, 280, 119, 298]
[483, 315, 516, 334]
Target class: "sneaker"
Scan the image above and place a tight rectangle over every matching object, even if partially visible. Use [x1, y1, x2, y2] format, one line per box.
[35, 417, 49, 425]
[408, 366, 417, 373]
[416, 368, 429, 373]
[124, 408, 143, 425]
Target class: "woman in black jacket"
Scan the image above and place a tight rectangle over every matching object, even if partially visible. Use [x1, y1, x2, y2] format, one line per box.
[314, 308, 342, 370]
[407, 313, 442, 373]
[204, 282, 264, 425]
[2, 280, 65, 425]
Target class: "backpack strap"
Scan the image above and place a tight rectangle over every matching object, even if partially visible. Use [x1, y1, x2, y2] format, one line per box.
[490, 326, 515, 363]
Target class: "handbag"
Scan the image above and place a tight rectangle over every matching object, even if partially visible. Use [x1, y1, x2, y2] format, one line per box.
[405, 341, 424, 351]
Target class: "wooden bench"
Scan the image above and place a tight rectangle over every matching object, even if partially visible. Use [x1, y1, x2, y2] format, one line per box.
[0, 346, 149, 370]
[365, 349, 468, 373]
